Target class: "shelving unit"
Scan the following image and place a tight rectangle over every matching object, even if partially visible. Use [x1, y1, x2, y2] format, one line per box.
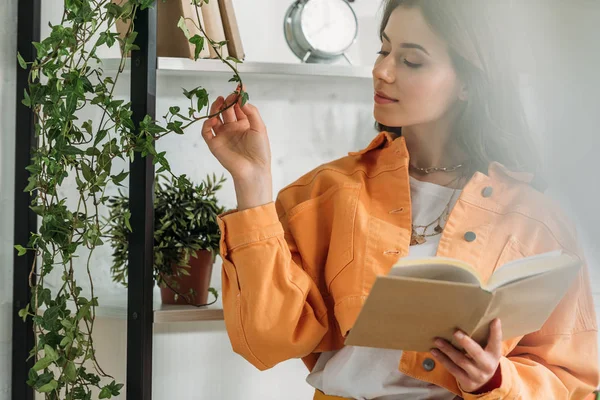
[11, 4, 373, 400]
[98, 57, 373, 80]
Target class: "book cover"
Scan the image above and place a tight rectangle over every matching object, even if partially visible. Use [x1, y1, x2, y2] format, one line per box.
[218, 0, 245, 60]
[201, 0, 229, 59]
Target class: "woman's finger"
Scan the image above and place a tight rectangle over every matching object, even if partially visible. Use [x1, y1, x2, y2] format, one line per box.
[241, 102, 266, 132]
[454, 331, 486, 364]
[201, 117, 218, 144]
[430, 348, 471, 384]
[208, 96, 224, 129]
[434, 339, 479, 376]
[234, 103, 247, 121]
[485, 319, 503, 359]
[221, 92, 238, 124]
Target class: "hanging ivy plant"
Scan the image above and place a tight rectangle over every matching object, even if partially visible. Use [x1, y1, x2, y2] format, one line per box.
[14, 0, 244, 398]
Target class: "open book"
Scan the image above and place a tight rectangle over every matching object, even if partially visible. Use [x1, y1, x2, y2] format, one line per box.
[344, 250, 581, 352]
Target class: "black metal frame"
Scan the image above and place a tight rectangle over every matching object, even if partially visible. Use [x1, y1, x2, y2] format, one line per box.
[12, 2, 158, 399]
[127, 4, 158, 400]
[12, 1, 40, 400]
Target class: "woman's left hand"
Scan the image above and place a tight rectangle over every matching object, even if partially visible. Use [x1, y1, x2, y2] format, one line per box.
[431, 318, 503, 393]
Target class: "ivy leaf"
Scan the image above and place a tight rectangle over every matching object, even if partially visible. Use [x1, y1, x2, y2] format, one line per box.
[22, 89, 31, 107]
[124, 210, 132, 232]
[81, 162, 93, 182]
[82, 120, 93, 134]
[226, 56, 243, 64]
[60, 335, 73, 348]
[27, 369, 38, 386]
[18, 304, 30, 322]
[76, 303, 91, 321]
[240, 91, 249, 107]
[63, 146, 84, 156]
[15, 245, 27, 256]
[66, 92, 78, 114]
[111, 170, 129, 186]
[196, 88, 209, 111]
[61, 319, 73, 330]
[65, 361, 77, 382]
[44, 344, 59, 362]
[33, 371, 53, 389]
[38, 379, 58, 393]
[123, 31, 140, 53]
[17, 52, 27, 69]
[94, 129, 108, 146]
[99, 387, 112, 399]
[189, 35, 205, 61]
[167, 121, 184, 135]
[32, 356, 53, 372]
[177, 17, 191, 39]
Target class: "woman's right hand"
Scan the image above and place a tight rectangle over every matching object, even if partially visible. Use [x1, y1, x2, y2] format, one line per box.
[201, 88, 273, 210]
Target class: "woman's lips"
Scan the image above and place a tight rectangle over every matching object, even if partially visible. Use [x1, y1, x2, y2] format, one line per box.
[374, 92, 399, 104]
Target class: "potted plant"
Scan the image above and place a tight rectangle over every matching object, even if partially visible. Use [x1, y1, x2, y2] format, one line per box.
[106, 173, 226, 305]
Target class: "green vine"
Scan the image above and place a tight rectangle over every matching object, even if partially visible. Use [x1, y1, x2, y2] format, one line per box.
[15, 0, 243, 398]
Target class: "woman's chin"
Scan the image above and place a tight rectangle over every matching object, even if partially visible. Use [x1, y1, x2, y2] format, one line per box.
[373, 109, 404, 128]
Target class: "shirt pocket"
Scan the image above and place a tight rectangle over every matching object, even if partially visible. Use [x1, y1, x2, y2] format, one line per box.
[286, 183, 361, 294]
[493, 235, 528, 275]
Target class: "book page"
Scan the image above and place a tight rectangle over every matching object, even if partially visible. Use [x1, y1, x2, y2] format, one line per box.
[485, 250, 577, 291]
[389, 257, 482, 286]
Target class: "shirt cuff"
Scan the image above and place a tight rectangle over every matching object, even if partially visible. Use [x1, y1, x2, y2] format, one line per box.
[217, 202, 284, 252]
[461, 357, 513, 400]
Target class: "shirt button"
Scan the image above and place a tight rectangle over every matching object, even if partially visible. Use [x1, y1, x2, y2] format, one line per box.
[482, 186, 493, 198]
[464, 231, 477, 242]
[423, 358, 436, 371]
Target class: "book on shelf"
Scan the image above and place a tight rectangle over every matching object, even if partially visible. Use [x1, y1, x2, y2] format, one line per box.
[218, 0, 246, 61]
[200, 0, 229, 59]
[179, 0, 211, 59]
[114, 0, 244, 61]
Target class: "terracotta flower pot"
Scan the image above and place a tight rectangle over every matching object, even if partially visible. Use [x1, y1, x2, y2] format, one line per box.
[159, 249, 215, 305]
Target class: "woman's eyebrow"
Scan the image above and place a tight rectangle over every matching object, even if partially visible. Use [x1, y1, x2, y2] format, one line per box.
[381, 31, 430, 56]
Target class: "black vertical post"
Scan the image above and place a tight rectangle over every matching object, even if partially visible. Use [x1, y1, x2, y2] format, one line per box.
[12, 1, 40, 400]
[127, 2, 157, 400]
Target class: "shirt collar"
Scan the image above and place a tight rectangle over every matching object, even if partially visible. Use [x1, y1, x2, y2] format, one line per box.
[348, 131, 401, 157]
[349, 131, 535, 185]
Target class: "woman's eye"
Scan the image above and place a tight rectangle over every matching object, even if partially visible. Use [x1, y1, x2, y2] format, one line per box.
[404, 59, 423, 69]
[377, 50, 390, 57]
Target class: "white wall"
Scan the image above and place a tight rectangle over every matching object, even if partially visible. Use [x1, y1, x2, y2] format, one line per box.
[0, 1, 18, 398]
[2, 1, 599, 400]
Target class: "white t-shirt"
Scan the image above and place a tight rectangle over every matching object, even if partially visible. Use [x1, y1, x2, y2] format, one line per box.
[306, 176, 462, 400]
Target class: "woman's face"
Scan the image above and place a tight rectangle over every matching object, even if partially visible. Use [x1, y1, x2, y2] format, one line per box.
[373, 6, 464, 128]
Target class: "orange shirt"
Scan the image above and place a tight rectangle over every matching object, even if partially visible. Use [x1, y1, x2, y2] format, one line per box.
[217, 132, 599, 399]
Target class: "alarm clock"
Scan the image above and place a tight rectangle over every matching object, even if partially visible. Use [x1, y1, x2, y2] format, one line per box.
[284, 0, 359, 64]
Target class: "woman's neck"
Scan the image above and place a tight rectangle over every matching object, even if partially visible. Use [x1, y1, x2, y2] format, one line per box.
[401, 114, 470, 189]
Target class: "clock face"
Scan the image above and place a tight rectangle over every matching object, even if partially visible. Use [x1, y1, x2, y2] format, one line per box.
[300, 0, 358, 54]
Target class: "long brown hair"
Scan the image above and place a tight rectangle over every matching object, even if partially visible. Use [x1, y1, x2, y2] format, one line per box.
[377, 0, 544, 187]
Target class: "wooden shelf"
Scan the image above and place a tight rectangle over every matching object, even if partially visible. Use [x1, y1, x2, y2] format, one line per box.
[98, 57, 372, 80]
[154, 303, 224, 324]
[59, 293, 225, 323]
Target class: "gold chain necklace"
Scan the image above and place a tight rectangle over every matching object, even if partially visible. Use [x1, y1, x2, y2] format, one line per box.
[409, 163, 464, 174]
[410, 173, 464, 246]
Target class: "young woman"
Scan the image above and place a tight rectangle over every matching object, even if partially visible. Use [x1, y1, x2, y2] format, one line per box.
[201, 0, 599, 398]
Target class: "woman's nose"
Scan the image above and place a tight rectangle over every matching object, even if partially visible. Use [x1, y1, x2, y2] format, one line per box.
[372, 58, 395, 84]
